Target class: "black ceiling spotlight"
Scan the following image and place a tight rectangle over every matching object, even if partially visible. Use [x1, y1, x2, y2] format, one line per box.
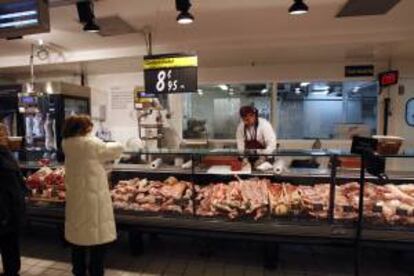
[289, 0, 309, 15]
[176, 0, 194, 24]
[77, 0, 100, 32]
[83, 20, 100, 32]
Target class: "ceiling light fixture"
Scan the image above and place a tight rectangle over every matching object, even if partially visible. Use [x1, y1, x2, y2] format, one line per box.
[312, 90, 329, 95]
[176, 0, 194, 24]
[289, 0, 309, 15]
[77, 1, 100, 33]
[218, 84, 229, 91]
[261, 88, 268, 94]
[83, 20, 100, 32]
[177, 11, 194, 24]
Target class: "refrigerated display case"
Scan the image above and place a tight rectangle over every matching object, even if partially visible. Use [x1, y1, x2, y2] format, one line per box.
[18, 82, 91, 161]
[106, 149, 363, 241]
[357, 154, 414, 243]
[21, 149, 414, 273]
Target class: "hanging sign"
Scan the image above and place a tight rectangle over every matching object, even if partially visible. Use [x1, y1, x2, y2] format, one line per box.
[143, 53, 198, 94]
[378, 70, 399, 88]
[345, 65, 374, 77]
[133, 86, 155, 109]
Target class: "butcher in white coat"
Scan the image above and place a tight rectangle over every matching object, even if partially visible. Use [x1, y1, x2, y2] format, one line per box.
[62, 115, 123, 276]
[236, 105, 276, 154]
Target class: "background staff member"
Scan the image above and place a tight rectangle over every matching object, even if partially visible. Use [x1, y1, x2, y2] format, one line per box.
[236, 105, 276, 154]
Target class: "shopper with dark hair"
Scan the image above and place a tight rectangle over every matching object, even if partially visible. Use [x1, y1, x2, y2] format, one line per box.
[236, 105, 276, 153]
[0, 123, 26, 276]
[62, 115, 123, 276]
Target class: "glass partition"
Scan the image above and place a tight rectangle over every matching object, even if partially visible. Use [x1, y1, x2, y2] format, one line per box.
[183, 83, 272, 139]
[277, 81, 378, 139]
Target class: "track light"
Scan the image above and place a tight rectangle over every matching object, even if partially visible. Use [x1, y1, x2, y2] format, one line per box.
[176, 0, 194, 24]
[289, 0, 309, 15]
[177, 11, 194, 24]
[77, 1, 100, 32]
[83, 20, 100, 32]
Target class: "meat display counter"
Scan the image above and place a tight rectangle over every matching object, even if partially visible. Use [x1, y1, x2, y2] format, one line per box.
[357, 154, 414, 244]
[20, 149, 414, 268]
[110, 149, 357, 242]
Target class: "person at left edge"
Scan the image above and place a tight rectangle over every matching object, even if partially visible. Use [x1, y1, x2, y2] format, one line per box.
[0, 123, 26, 276]
[62, 115, 124, 276]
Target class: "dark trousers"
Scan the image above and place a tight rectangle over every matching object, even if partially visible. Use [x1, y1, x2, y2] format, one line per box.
[0, 231, 20, 276]
[71, 243, 108, 276]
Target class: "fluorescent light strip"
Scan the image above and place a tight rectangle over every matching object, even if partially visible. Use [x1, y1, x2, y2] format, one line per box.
[0, 18, 38, 28]
[0, 10, 37, 20]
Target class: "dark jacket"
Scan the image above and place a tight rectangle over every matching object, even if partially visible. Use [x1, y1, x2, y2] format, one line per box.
[0, 145, 26, 236]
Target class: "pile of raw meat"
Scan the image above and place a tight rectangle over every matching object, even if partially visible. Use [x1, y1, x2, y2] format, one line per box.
[195, 179, 269, 220]
[26, 166, 66, 201]
[269, 183, 330, 219]
[111, 177, 194, 215]
[195, 180, 334, 220]
[25, 168, 414, 226]
[361, 182, 414, 225]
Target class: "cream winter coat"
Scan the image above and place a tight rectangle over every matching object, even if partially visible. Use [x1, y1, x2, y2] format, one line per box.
[62, 134, 123, 246]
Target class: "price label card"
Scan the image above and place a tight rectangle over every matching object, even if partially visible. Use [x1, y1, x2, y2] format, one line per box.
[342, 205, 353, 213]
[313, 203, 324, 211]
[396, 208, 408, 216]
[144, 53, 198, 94]
[372, 205, 383, 213]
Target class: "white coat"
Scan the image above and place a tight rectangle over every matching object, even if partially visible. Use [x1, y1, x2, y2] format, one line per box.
[62, 134, 123, 246]
[236, 117, 277, 154]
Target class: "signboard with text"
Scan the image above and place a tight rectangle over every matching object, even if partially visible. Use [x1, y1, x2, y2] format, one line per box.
[143, 53, 198, 94]
[345, 65, 374, 77]
[133, 86, 155, 109]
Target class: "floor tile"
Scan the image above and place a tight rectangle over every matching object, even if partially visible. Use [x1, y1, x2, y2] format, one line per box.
[223, 264, 244, 276]
[204, 263, 224, 276]
[121, 272, 141, 276]
[8, 226, 413, 276]
[50, 261, 71, 271]
[184, 260, 205, 276]
[244, 269, 264, 276]
[35, 259, 56, 268]
[25, 265, 48, 276]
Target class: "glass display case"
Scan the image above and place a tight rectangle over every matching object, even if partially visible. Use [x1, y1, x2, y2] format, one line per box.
[21, 149, 414, 243]
[359, 154, 414, 242]
[18, 82, 91, 162]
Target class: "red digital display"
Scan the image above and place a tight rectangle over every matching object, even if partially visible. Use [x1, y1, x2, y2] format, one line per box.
[379, 70, 399, 87]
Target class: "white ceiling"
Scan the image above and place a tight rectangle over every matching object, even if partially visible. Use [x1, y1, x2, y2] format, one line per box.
[0, 0, 412, 78]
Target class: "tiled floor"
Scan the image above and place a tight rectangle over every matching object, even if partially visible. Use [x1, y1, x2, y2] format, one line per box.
[1, 225, 414, 275]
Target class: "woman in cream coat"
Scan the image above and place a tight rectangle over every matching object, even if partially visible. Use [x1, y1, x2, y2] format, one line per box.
[62, 115, 123, 276]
